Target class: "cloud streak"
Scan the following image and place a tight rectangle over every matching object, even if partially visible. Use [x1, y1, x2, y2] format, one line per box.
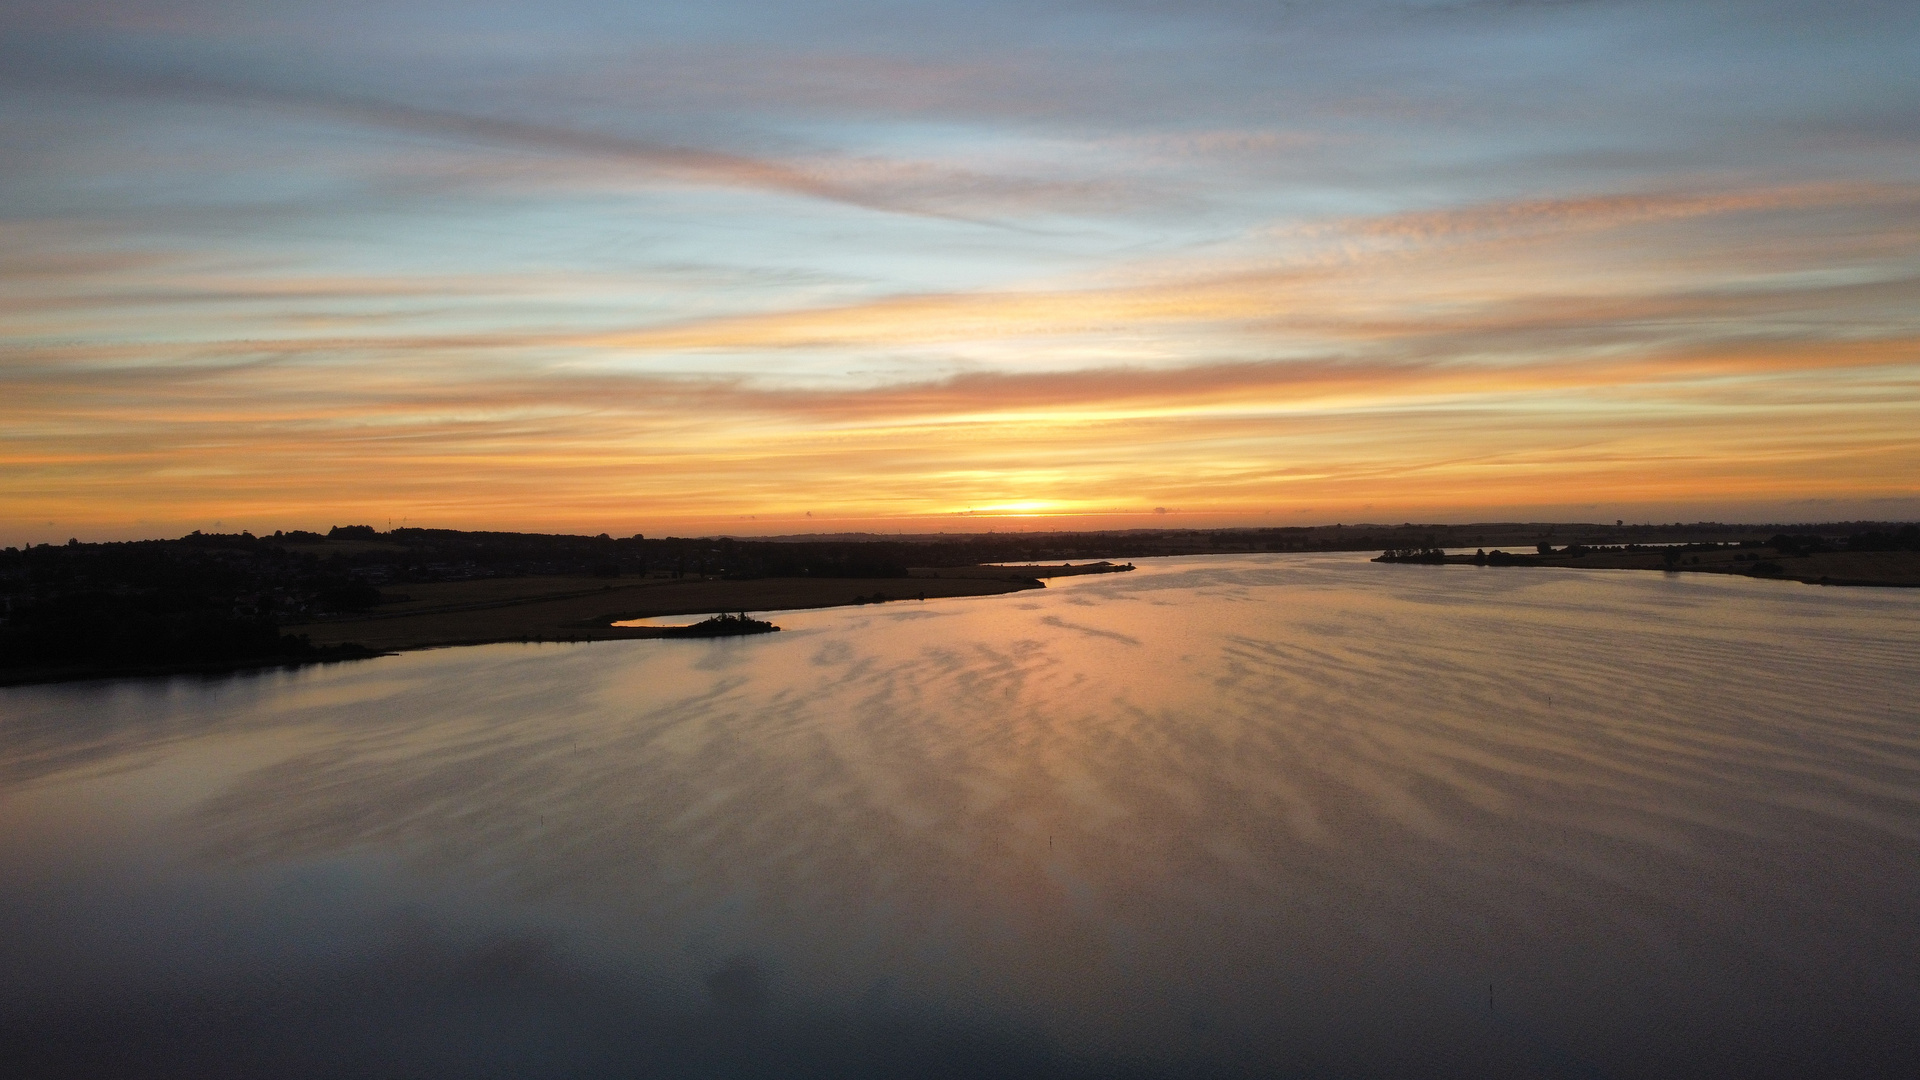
[8, 55, 1101, 224]
[3, 2, 1918, 536]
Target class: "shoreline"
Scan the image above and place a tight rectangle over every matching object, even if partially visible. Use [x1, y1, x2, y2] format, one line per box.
[2, 571, 1075, 687]
[1375, 547, 1920, 587]
[0, 645, 392, 689]
[291, 573, 1055, 651]
[27, 546, 1919, 689]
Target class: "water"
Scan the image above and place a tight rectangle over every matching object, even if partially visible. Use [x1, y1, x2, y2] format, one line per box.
[3, 553, 1918, 1078]
[609, 614, 721, 626]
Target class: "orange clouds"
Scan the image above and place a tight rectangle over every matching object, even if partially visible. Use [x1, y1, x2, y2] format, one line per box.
[6, 331, 1916, 535]
[5, 180, 1919, 539]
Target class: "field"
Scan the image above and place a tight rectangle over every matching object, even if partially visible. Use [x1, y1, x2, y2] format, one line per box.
[286, 574, 1041, 651]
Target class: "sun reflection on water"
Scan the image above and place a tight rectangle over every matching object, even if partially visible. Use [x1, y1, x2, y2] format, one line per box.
[3, 554, 1918, 1077]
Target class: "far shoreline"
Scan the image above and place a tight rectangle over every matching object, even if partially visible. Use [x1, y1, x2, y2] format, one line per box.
[1374, 545, 1920, 588]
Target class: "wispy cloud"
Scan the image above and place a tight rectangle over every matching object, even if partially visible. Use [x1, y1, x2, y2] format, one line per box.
[3, 1, 1918, 536]
[6, 55, 1111, 224]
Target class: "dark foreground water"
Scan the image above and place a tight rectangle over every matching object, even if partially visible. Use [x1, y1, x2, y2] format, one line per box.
[3, 554, 1919, 1079]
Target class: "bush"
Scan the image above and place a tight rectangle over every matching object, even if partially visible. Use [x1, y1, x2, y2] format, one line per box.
[1378, 547, 1445, 563]
[1768, 534, 1830, 556]
[1847, 526, 1920, 552]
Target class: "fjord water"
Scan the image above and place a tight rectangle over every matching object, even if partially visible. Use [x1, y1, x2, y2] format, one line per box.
[3, 554, 1918, 1078]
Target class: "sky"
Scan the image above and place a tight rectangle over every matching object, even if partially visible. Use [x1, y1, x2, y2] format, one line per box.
[3, 0, 1918, 542]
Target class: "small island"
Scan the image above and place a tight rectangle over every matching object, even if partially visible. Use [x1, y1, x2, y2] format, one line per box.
[657, 612, 779, 637]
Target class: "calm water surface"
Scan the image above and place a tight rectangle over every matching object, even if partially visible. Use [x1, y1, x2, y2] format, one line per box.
[4, 554, 1919, 1078]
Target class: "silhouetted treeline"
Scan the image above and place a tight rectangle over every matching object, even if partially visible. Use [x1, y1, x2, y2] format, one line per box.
[1842, 526, 1920, 552]
[0, 533, 382, 678]
[1377, 547, 1446, 563]
[1, 603, 365, 676]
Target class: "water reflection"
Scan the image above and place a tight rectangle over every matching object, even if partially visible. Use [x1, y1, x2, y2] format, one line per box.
[3, 554, 1919, 1078]
[610, 612, 730, 627]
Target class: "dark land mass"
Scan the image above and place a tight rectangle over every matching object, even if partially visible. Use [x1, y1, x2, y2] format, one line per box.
[284, 562, 1130, 654]
[4, 521, 1910, 684]
[1375, 525, 1920, 587]
[283, 574, 1054, 653]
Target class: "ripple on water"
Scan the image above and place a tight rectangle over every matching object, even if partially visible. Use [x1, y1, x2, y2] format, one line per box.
[2, 553, 1918, 1078]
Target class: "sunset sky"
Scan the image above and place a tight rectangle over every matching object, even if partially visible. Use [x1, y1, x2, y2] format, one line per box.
[4, 0, 1918, 542]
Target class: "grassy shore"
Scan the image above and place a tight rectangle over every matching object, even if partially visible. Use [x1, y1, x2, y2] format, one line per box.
[283, 574, 1046, 652]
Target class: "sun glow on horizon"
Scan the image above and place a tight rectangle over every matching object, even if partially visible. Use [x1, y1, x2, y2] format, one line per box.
[2, 1, 1917, 543]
